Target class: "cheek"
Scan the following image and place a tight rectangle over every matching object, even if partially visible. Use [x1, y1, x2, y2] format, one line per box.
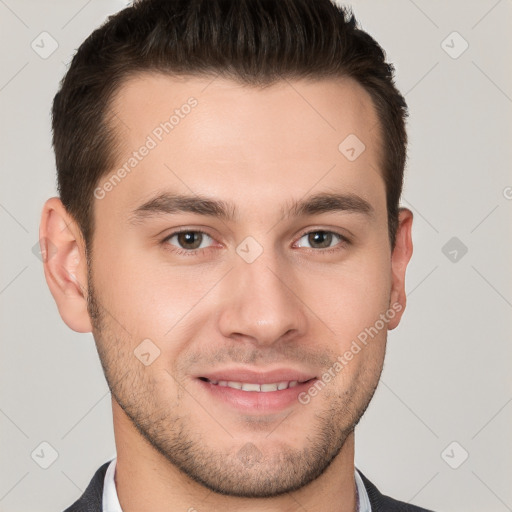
[93, 241, 220, 345]
[90, 238, 166, 335]
[310, 249, 392, 345]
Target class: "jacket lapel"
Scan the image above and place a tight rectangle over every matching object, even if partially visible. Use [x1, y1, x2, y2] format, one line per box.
[63, 461, 110, 512]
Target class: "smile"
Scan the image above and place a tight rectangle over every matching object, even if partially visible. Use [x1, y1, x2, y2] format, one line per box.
[200, 378, 313, 392]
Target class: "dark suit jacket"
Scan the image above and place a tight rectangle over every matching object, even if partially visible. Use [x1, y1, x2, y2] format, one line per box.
[63, 461, 435, 511]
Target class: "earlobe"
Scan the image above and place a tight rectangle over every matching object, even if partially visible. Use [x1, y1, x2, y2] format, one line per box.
[39, 197, 93, 333]
[388, 208, 413, 330]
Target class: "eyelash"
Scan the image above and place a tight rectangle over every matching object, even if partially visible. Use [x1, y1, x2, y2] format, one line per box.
[161, 228, 351, 257]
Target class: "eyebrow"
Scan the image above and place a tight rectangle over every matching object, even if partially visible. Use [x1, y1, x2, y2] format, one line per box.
[128, 191, 374, 225]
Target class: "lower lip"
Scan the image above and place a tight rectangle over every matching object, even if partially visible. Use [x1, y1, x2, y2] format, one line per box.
[197, 379, 317, 413]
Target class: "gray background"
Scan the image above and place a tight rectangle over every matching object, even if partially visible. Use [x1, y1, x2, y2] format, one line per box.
[1, 0, 511, 511]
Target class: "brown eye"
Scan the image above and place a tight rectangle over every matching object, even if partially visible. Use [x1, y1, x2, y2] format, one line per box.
[163, 230, 214, 252]
[307, 231, 334, 249]
[295, 230, 348, 251]
[176, 231, 203, 250]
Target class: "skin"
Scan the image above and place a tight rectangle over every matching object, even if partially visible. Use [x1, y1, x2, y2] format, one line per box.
[40, 73, 413, 512]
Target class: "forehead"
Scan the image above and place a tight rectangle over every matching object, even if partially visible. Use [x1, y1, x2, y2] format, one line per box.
[110, 72, 381, 149]
[100, 72, 384, 221]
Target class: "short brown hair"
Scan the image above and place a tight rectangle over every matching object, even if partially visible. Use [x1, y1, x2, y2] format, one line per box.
[52, 0, 408, 250]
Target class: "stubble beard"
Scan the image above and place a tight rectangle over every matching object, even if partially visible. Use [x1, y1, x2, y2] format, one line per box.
[86, 264, 383, 498]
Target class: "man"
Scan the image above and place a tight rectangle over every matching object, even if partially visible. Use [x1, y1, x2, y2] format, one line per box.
[40, 0, 433, 510]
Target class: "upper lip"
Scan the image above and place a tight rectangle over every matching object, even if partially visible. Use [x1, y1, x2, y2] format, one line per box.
[197, 368, 317, 384]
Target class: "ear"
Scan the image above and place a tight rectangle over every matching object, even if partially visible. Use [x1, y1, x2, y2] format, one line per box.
[39, 197, 92, 333]
[387, 208, 413, 330]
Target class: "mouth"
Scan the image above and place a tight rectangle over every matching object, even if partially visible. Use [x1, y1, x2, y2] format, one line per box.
[198, 377, 315, 392]
[195, 369, 318, 413]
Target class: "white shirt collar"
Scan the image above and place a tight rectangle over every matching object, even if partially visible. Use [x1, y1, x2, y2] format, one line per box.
[102, 457, 371, 512]
[102, 457, 122, 512]
[355, 466, 372, 512]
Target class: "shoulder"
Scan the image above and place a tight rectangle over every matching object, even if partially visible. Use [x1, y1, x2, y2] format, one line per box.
[357, 469, 437, 512]
[62, 461, 110, 512]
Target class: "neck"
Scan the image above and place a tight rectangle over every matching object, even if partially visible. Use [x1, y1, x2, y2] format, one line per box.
[112, 398, 358, 512]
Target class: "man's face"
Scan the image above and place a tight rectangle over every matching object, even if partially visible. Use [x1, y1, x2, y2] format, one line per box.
[86, 73, 404, 497]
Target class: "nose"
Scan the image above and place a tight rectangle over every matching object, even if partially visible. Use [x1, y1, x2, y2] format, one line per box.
[217, 249, 308, 347]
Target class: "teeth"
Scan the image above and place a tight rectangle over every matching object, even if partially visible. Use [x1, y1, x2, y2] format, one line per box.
[210, 379, 304, 392]
[241, 383, 261, 392]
